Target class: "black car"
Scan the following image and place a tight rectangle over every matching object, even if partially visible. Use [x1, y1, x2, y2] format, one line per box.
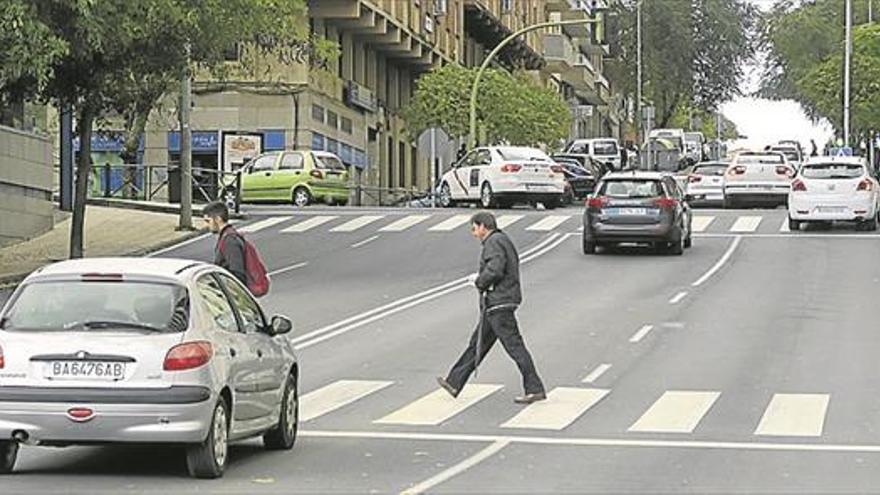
[582, 172, 693, 255]
[554, 158, 598, 204]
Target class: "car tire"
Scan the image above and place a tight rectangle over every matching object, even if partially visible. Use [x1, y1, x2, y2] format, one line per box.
[543, 200, 558, 210]
[186, 399, 229, 479]
[860, 217, 878, 231]
[668, 237, 684, 256]
[439, 183, 454, 208]
[0, 441, 18, 474]
[723, 196, 735, 209]
[480, 182, 496, 209]
[683, 234, 692, 249]
[582, 237, 596, 255]
[292, 187, 311, 208]
[264, 373, 298, 450]
[788, 217, 801, 231]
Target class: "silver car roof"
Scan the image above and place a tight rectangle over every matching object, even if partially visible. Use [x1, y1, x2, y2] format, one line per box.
[23, 257, 210, 284]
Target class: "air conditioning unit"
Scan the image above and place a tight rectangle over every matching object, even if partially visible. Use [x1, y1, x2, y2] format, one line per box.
[345, 80, 378, 113]
[434, 0, 448, 15]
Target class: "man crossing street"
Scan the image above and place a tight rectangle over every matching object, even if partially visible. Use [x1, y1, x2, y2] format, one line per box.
[437, 212, 546, 404]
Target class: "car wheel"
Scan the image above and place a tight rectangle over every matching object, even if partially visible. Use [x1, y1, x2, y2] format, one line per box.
[860, 217, 878, 231]
[683, 233, 692, 249]
[582, 237, 596, 255]
[723, 197, 735, 209]
[439, 183, 454, 208]
[0, 441, 18, 474]
[788, 217, 801, 231]
[264, 374, 298, 450]
[668, 237, 684, 255]
[292, 187, 311, 207]
[480, 182, 496, 209]
[186, 399, 229, 479]
[543, 200, 558, 210]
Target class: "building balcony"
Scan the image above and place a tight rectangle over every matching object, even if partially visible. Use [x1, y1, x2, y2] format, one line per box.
[542, 33, 578, 74]
[463, 0, 544, 70]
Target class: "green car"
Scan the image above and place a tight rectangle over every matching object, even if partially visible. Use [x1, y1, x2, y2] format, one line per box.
[228, 150, 350, 206]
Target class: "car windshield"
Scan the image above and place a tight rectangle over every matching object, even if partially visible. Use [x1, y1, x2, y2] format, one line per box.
[1, 281, 189, 333]
[737, 154, 784, 165]
[693, 164, 727, 176]
[315, 154, 346, 170]
[496, 148, 552, 162]
[593, 141, 618, 155]
[801, 163, 864, 179]
[771, 149, 800, 162]
[601, 180, 663, 198]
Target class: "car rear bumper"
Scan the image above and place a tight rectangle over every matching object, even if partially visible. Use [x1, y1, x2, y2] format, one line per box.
[789, 195, 876, 221]
[493, 179, 566, 195]
[584, 220, 680, 243]
[0, 386, 214, 444]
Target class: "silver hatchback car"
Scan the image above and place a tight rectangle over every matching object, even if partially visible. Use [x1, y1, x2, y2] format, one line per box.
[0, 258, 298, 478]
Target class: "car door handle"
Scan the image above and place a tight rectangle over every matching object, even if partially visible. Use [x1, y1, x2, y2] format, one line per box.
[229, 348, 237, 357]
[264, 172, 272, 176]
[257, 350, 264, 358]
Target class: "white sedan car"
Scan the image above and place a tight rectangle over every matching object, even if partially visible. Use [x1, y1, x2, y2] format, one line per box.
[438, 146, 566, 209]
[788, 156, 880, 231]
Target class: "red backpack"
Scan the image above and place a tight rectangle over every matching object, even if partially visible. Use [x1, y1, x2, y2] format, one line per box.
[220, 229, 270, 297]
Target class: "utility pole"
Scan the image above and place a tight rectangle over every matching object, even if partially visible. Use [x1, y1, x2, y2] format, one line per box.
[636, 0, 643, 148]
[844, 0, 852, 147]
[178, 43, 193, 231]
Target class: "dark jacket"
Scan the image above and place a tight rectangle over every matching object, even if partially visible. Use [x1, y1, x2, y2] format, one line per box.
[215, 225, 247, 285]
[475, 230, 522, 310]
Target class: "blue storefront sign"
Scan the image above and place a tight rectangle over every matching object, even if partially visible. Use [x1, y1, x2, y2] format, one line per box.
[73, 132, 144, 153]
[168, 131, 219, 153]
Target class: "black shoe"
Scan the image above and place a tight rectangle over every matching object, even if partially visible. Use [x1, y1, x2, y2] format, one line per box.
[436, 376, 460, 398]
[514, 392, 547, 404]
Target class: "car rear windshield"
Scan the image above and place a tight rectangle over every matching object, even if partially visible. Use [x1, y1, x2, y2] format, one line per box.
[693, 164, 727, 176]
[1, 281, 189, 333]
[737, 154, 784, 165]
[496, 148, 552, 162]
[593, 141, 618, 155]
[600, 180, 663, 198]
[314, 154, 346, 170]
[801, 163, 864, 179]
[771, 149, 800, 162]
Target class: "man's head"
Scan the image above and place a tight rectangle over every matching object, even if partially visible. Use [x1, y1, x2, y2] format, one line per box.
[470, 212, 497, 241]
[203, 201, 229, 233]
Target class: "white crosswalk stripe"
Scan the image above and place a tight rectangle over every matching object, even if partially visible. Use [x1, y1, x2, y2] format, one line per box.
[629, 391, 720, 433]
[330, 215, 385, 232]
[501, 387, 609, 430]
[428, 214, 471, 232]
[378, 215, 431, 232]
[779, 217, 790, 232]
[729, 216, 763, 232]
[754, 393, 830, 437]
[280, 216, 338, 233]
[496, 214, 525, 229]
[525, 215, 572, 232]
[300, 380, 394, 422]
[237, 216, 292, 234]
[375, 384, 502, 426]
[691, 216, 715, 233]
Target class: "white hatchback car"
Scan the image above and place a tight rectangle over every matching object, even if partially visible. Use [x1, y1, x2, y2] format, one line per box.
[788, 156, 880, 231]
[723, 151, 795, 208]
[0, 258, 298, 478]
[438, 146, 566, 209]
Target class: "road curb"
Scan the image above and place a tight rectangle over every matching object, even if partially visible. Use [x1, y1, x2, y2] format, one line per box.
[86, 198, 247, 219]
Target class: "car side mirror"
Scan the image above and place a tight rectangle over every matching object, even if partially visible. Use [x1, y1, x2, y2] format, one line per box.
[269, 315, 293, 336]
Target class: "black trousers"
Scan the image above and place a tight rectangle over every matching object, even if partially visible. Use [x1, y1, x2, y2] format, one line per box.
[446, 308, 545, 395]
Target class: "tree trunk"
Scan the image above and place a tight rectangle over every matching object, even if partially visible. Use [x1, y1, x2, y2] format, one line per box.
[70, 107, 94, 259]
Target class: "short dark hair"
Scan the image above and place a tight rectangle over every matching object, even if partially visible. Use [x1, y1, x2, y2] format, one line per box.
[471, 211, 497, 231]
[203, 201, 229, 222]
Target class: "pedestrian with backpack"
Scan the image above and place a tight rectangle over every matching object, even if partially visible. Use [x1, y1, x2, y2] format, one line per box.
[203, 201, 271, 297]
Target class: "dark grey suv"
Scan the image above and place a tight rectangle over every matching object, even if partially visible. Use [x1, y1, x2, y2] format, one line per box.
[582, 172, 693, 255]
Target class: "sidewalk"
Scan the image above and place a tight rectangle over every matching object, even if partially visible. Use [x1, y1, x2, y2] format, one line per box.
[0, 206, 205, 286]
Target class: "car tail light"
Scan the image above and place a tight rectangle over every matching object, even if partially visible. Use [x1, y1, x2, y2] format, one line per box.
[728, 166, 746, 176]
[500, 164, 522, 173]
[653, 197, 678, 209]
[776, 166, 794, 178]
[67, 407, 95, 422]
[310, 169, 324, 179]
[858, 178, 873, 191]
[791, 179, 807, 192]
[550, 165, 564, 174]
[81, 273, 124, 282]
[688, 175, 702, 183]
[586, 196, 609, 209]
[0, 344, 4, 369]
[163, 341, 213, 371]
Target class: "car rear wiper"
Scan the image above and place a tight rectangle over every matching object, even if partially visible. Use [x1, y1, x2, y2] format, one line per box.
[81, 320, 167, 332]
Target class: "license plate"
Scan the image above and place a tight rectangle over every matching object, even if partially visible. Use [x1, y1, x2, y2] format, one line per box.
[46, 361, 126, 381]
[613, 208, 648, 215]
[817, 206, 846, 213]
[525, 184, 550, 191]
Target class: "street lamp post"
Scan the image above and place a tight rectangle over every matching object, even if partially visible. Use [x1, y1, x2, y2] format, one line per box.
[636, 0, 643, 148]
[844, 0, 852, 147]
[467, 17, 600, 149]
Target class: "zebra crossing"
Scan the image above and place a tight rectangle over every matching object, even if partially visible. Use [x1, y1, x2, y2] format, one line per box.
[301, 379, 839, 438]
[237, 212, 824, 237]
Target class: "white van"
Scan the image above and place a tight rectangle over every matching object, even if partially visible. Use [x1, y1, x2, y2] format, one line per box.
[565, 138, 622, 171]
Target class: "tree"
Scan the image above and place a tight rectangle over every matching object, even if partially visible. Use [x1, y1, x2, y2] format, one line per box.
[402, 64, 572, 148]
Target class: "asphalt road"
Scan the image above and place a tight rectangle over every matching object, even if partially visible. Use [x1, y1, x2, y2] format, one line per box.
[7, 204, 880, 493]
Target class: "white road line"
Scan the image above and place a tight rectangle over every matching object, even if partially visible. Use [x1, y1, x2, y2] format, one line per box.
[351, 235, 380, 248]
[267, 262, 307, 277]
[301, 429, 880, 454]
[428, 214, 471, 232]
[378, 215, 431, 232]
[496, 214, 525, 229]
[691, 235, 742, 287]
[501, 387, 609, 430]
[629, 391, 720, 433]
[755, 393, 830, 437]
[331, 215, 385, 232]
[300, 380, 394, 422]
[237, 216, 291, 234]
[695, 233, 880, 239]
[525, 215, 571, 231]
[729, 216, 763, 232]
[148, 233, 210, 257]
[669, 291, 688, 304]
[629, 325, 654, 343]
[280, 216, 338, 233]
[520, 233, 574, 264]
[582, 364, 612, 384]
[400, 439, 511, 495]
[375, 384, 502, 426]
[779, 217, 790, 232]
[691, 216, 715, 233]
